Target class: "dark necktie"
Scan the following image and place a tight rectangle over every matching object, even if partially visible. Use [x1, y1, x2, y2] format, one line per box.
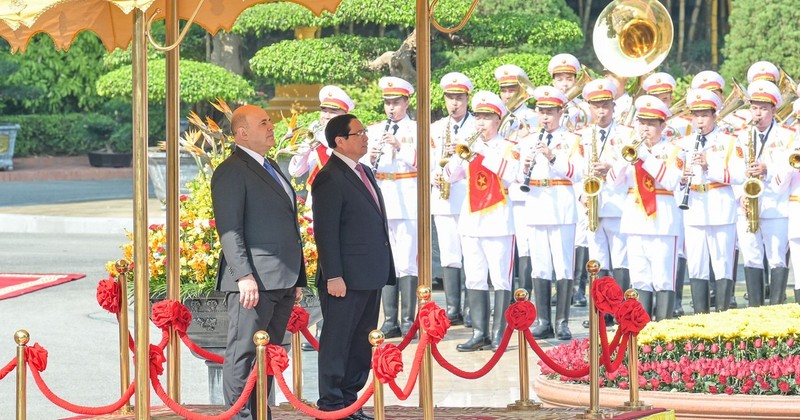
[546, 133, 553, 146]
[757, 133, 767, 158]
[263, 160, 291, 199]
[453, 124, 459, 135]
[392, 124, 399, 135]
[598, 129, 608, 156]
[700, 135, 707, 148]
[355, 164, 380, 207]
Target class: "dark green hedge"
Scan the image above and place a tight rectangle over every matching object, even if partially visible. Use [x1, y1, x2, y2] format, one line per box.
[0, 114, 108, 157]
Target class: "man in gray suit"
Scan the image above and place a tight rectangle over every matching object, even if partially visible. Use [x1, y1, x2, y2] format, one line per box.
[211, 105, 306, 419]
[312, 114, 396, 420]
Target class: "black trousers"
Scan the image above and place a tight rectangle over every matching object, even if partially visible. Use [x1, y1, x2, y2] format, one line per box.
[316, 285, 381, 411]
[223, 287, 295, 420]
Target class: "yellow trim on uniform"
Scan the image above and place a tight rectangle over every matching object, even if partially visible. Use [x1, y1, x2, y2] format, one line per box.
[690, 182, 727, 192]
[627, 187, 673, 195]
[375, 172, 417, 181]
[529, 179, 573, 187]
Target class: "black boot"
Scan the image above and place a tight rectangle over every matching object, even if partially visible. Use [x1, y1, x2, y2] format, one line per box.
[491, 290, 512, 351]
[612, 268, 631, 292]
[654, 290, 675, 321]
[442, 267, 463, 325]
[715, 278, 734, 312]
[301, 320, 322, 351]
[572, 246, 588, 307]
[689, 279, 710, 314]
[461, 272, 471, 327]
[399, 275, 418, 335]
[555, 279, 574, 340]
[763, 256, 771, 298]
[531, 278, 555, 339]
[673, 256, 687, 317]
[744, 267, 764, 307]
[379, 284, 401, 338]
[769, 267, 790, 305]
[457, 289, 491, 352]
[708, 263, 716, 308]
[636, 290, 653, 318]
[795, 289, 800, 305]
[517, 256, 532, 294]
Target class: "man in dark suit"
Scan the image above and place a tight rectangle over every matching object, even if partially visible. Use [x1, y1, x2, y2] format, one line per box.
[211, 105, 306, 420]
[312, 114, 397, 420]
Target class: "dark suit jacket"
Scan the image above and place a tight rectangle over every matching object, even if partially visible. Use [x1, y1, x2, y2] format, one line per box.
[211, 146, 306, 291]
[311, 153, 396, 290]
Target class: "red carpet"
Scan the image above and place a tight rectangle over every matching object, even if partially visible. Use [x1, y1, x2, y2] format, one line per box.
[0, 273, 85, 300]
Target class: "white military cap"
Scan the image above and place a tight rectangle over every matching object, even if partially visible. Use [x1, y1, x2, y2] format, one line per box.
[748, 80, 782, 107]
[379, 76, 414, 99]
[642, 72, 676, 94]
[471, 90, 508, 119]
[582, 78, 617, 102]
[548, 53, 580, 76]
[533, 86, 568, 108]
[691, 71, 725, 91]
[319, 85, 355, 112]
[686, 88, 723, 111]
[747, 61, 780, 84]
[494, 64, 528, 87]
[634, 95, 671, 121]
[440, 72, 474, 94]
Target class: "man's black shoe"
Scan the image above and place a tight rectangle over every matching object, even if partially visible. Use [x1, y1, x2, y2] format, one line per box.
[348, 409, 374, 420]
[301, 341, 315, 351]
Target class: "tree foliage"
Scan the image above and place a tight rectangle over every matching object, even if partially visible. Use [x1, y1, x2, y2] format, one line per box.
[96, 59, 253, 104]
[720, 0, 800, 82]
[456, 14, 583, 52]
[2, 32, 107, 114]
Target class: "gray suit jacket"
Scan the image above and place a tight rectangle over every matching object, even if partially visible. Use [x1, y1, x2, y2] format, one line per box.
[211, 146, 306, 291]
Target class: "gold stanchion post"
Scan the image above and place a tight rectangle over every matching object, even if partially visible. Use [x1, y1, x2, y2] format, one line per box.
[369, 330, 386, 420]
[281, 297, 310, 408]
[507, 289, 541, 411]
[416, 285, 434, 419]
[617, 290, 652, 412]
[254, 331, 270, 420]
[15, 329, 28, 420]
[578, 260, 603, 419]
[115, 260, 133, 415]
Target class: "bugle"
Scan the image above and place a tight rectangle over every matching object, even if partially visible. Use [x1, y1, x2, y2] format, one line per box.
[454, 131, 483, 161]
[621, 138, 645, 163]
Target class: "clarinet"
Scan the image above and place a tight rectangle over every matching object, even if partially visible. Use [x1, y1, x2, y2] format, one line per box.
[371, 113, 393, 173]
[520, 128, 546, 192]
[678, 133, 702, 210]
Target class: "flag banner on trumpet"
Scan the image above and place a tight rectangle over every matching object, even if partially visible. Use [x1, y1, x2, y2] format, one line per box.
[634, 160, 657, 216]
[306, 147, 330, 188]
[467, 154, 506, 213]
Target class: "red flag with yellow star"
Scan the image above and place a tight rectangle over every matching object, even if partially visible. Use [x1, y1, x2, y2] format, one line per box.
[467, 154, 506, 213]
[633, 160, 657, 216]
[306, 147, 330, 188]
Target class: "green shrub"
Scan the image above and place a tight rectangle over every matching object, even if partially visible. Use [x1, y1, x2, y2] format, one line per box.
[457, 14, 583, 53]
[0, 114, 97, 156]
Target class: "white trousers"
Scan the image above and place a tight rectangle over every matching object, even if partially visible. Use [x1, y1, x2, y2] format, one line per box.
[388, 219, 418, 277]
[434, 214, 462, 268]
[575, 216, 589, 247]
[684, 224, 737, 280]
[587, 217, 628, 271]
[462, 235, 515, 291]
[736, 217, 788, 269]
[527, 224, 576, 280]
[791, 239, 800, 290]
[628, 234, 678, 292]
[512, 201, 530, 257]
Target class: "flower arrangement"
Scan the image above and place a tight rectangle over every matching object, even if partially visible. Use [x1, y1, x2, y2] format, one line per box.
[106, 99, 318, 300]
[540, 304, 800, 396]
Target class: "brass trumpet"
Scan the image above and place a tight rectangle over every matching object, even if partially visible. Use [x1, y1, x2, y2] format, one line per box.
[621, 138, 645, 163]
[455, 131, 483, 161]
[790, 151, 800, 170]
[278, 121, 323, 155]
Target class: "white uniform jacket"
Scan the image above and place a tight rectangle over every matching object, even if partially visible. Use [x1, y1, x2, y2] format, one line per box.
[735, 121, 793, 219]
[610, 138, 684, 236]
[430, 114, 476, 216]
[363, 115, 418, 220]
[444, 134, 518, 237]
[579, 122, 637, 218]
[676, 127, 745, 226]
[519, 127, 583, 225]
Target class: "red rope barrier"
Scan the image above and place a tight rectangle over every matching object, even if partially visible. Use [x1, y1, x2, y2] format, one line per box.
[151, 365, 256, 420]
[0, 357, 15, 380]
[299, 327, 319, 351]
[430, 327, 512, 379]
[272, 359, 375, 419]
[179, 332, 224, 364]
[385, 335, 429, 400]
[395, 320, 420, 351]
[30, 369, 135, 415]
[524, 330, 589, 378]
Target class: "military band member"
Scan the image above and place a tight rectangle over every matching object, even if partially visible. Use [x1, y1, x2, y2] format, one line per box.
[494, 64, 538, 295]
[609, 96, 684, 320]
[549, 53, 589, 131]
[366, 76, 419, 338]
[431, 72, 476, 325]
[443, 91, 518, 352]
[676, 89, 744, 313]
[736, 80, 793, 306]
[288, 85, 355, 183]
[522, 86, 583, 340]
[772, 99, 800, 303]
[643, 72, 691, 139]
[580, 79, 635, 289]
[690, 71, 739, 136]
[550, 53, 590, 307]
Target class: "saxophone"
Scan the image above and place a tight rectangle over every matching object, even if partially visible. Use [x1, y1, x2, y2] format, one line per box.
[584, 126, 603, 232]
[437, 119, 454, 200]
[743, 121, 764, 233]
